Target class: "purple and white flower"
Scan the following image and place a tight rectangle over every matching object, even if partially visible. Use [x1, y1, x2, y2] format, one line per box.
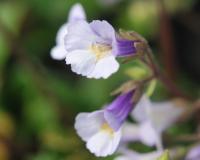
[185, 145, 200, 160]
[122, 95, 185, 149]
[50, 3, 86, 60]
[65, 20, 137, 79]
[74, 90, 135, 157]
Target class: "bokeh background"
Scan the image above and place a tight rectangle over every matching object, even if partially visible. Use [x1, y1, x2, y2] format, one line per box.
[0, 0, 200, 159]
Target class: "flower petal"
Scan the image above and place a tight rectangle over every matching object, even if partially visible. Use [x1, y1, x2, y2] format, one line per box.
[90, 20, 115, 44]
[68, 3, 86, 22]
[56, 23, 68, 45]
[150, 101, 184, 133]
[139, 121, 158, 146]
[87, 55, 119, 79]
[74, 110, 104, 141]
[121, 122, 140, 142]
[131, 95, 151, 123]
[65, 21, 97, 51]
[185, 145, 200, 160]
[50, 45, 67, 60]
[86, 128, 121, 157]
[104, 90, 134, 130]
[65, 49, 96, 76]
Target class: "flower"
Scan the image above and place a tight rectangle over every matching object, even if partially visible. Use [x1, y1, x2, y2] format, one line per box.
[65, 20, 137, 79]
[185, 145, 200, 160]
[121, 121, 159, 147]
[50, 3, 86, 60]
[122, 95, 185, 149]
[132, 95, 185, 134]
[74, 90, 135, 157]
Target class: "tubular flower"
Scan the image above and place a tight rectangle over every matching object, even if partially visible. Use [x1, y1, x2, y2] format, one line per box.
[65, 20, 137, 79]
[121, 95, 185, 148]
[74, 90, 135, 157]
[50, 3, 86, 60]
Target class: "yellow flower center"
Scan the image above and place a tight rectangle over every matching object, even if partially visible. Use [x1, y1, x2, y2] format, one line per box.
[101, 123, 114, 136]
[90, 44, 111, 60]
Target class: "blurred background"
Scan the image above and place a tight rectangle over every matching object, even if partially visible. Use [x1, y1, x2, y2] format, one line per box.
[0, 0, 200, 159]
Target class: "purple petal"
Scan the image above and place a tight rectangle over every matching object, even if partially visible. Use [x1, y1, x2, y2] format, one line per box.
[185, 145, 200, 160]
[90, 20, 115, 45]
[113, 37, 137, 57]
[104, 90, 135, 131]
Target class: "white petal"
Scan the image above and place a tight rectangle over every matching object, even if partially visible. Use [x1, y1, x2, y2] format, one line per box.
[74, 110, 104, 141]
[65, 21, 96, 51]
[150, 101, 184, 133]
[86, 128, 121, 157]
[90, 20, 115, 43]
[131, 95, 151, 123]
[56, 23, 68, 45]
[50, 46, 67, 60]
[66, 50, 119, 79]
[139, 121, 158, 146]
[121, 122, 140, 142]
[87, 55, 119, 79]
[68, 3, 86, 22]
[65, 50, 96, 76]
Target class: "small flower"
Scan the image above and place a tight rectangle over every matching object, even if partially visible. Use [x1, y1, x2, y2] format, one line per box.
[122, 95, 185, 148]
[74, 90, 135, 157]
[122, 121, 159, 147]
[50, 3, 86, 60]
[65, 20, 137, 79]
[185, 145, 200, 160]
[132, 95, 185, 133]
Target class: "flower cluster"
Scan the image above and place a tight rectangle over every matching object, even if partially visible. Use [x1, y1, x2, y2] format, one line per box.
[51, 3, 187, 159]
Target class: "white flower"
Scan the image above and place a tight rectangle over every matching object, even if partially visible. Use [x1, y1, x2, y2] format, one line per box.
[75, 111, 121, 157]
[74, 90, 135, 157]
[122, 95, 185, 149]
[65, 20, 120, 79]
[132, 95, 185, 133]
[121, 121, 159, 147]
[50, 3, 86, 60]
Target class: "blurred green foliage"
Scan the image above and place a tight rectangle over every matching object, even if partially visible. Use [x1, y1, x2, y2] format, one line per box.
[157, 150, 170, 160]
[0, 0, 199, 159]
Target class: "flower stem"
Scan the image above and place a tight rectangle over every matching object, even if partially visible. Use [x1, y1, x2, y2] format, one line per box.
[143, 46, 191, 100]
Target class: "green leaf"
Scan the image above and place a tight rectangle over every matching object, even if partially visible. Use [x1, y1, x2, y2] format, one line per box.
[157, 150, 170, 160]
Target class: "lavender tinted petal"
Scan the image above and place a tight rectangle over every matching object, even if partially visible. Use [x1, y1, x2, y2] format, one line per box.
[104, 91, 135, 131]
[114, 37, 137, 57]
